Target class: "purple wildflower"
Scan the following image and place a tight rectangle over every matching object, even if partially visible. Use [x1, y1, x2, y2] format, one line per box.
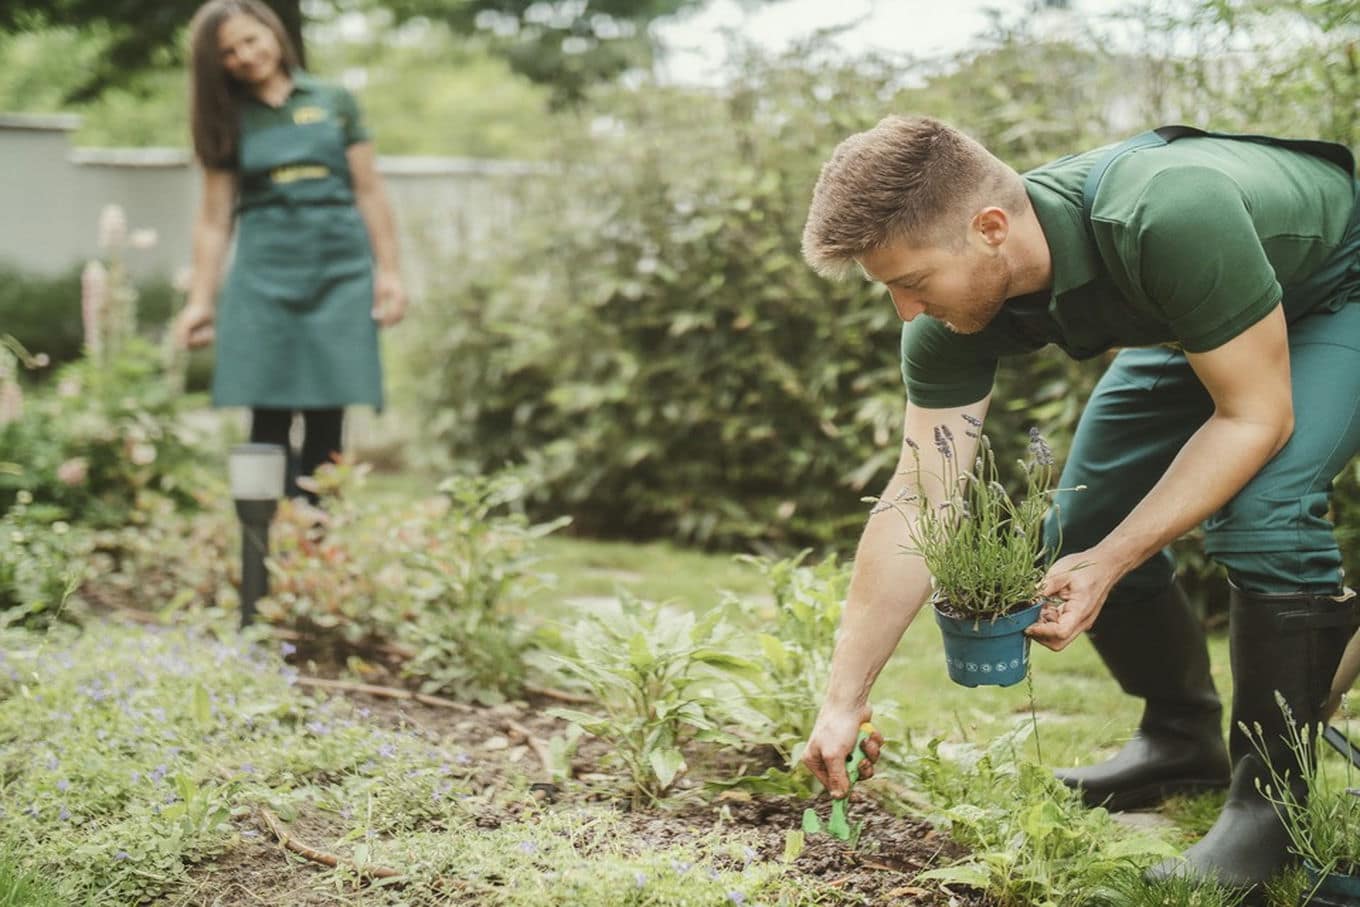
[634, 871, 647, 888]
[1027, 427, 1055, 466]
[280, 641, 297, 657]
[115, 851, 130, 861]
[728, 892, 746, 905]
[904, 437, 919, 451]
[56, 779, 69, 792]
[933, 426, 953, 459]
[59, 806, 70, 821]
[517, 840, 538, 855]
[455, 753, 472, 766]
[672, 860, 692, 875]
[378, 743, 397, 759]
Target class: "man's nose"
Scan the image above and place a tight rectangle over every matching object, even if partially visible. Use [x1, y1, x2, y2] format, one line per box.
[889, 288, 925, 322]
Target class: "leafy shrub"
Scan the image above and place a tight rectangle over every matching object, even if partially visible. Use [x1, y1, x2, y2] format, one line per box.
[900, 727, 1181, 906]
[719, 552, 847, 779]
[544, 593, 758, 805]
[0, 493, 88, 628]
[0, 338, 212, 527]
[259, 463, 564, 705]
[0, 263, 180, 374]
[405, 42, 1125, 553]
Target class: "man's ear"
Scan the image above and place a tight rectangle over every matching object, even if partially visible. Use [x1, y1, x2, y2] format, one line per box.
[972, 206, 1010, 247]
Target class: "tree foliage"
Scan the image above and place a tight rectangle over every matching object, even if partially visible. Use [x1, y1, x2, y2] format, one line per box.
[0, 0, 303, 102]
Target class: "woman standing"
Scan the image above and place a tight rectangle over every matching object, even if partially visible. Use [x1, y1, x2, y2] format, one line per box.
[174, 0, 405, 501]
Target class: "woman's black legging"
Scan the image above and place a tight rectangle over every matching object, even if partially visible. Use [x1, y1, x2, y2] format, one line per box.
[249, 407, 345, 502]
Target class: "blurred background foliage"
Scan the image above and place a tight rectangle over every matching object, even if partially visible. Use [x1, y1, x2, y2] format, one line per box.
[1, 0, 1357, 617]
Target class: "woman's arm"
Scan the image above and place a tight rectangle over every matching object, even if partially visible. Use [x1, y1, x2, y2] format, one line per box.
[174, 167, 238, 349]
[347, 141, 407, 327]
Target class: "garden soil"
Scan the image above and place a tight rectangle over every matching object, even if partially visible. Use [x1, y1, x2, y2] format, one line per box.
[159, 681, 992, 907]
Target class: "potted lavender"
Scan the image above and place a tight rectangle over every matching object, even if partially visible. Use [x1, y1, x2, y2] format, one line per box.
[893, 420, 1069, 688]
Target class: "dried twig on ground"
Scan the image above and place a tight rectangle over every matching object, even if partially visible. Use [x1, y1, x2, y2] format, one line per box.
[523, 682, 594, 705]
[258, 806, 401, 880]
[295, 676, 475, 712]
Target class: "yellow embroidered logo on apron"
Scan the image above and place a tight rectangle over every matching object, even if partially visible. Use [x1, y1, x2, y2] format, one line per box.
[293, 106, 328, 125]
[270, 164, 331, 184]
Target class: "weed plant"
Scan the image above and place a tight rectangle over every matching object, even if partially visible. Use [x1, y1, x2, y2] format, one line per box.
[261, 464, 564, 704]
[1248, 695, 1360, 878]
[544, 593, 758, 805]
[899, 726, 1178, 906]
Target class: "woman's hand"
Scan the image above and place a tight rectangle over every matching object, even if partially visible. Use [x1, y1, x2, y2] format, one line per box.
[173, 299, 216, 349]
[1027, 547, 1126, 651]
[802, 703, 883, 798]
[372, 269, 407, 327]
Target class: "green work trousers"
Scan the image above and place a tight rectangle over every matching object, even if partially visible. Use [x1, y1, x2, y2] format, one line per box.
[1043, 302, 1360, 598]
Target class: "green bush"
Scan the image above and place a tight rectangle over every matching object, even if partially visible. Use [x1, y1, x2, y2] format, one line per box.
[0, 263, 179, 372]
[259, 463, 564, 705]
[0, 338, 213, 527]
[407, 41, 1122, 551]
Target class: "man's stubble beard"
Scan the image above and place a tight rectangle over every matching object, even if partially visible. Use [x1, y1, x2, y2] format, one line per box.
[942, 253, 1011, 335]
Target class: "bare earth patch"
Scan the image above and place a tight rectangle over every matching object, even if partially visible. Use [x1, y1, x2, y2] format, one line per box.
[162, 683, 990, 906]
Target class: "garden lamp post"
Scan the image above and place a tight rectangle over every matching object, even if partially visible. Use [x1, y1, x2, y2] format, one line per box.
[229, 443, 286, 628]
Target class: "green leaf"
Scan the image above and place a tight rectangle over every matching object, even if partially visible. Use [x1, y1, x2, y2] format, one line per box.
[916, 863, 992, 887]
[782, 829, 805, 863]
[648, 747, 686, 790]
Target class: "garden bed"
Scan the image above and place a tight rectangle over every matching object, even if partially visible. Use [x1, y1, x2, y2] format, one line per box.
[174, 683, 989, 906]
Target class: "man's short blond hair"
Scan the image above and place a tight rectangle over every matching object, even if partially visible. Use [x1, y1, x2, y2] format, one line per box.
[802, 115, 1028, 279]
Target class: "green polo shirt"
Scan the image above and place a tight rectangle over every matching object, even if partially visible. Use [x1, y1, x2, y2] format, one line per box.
[235, 70, 371, 211]
[901, 136, 1360, 408]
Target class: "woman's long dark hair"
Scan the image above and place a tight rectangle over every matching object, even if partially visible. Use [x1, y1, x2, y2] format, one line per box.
[188, 0, 299, 169]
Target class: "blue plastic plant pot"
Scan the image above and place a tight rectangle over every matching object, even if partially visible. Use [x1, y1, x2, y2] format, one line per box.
[933, 600, 1043, 688]
[1303, 861, 1360, 905]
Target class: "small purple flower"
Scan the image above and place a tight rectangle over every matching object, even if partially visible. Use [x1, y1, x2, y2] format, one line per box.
[306, 721, 329, 736]
[961, 413, 983, 427]
[741, 846, 756, 864]
[130, 771, 140, 783]
[45, 754, 58, 771]
[727, 892, 746, 905]
[280, 642, 297, 657]
[904, 436, 919, 451]
[634, 871, 647, 888]
[672, 860, 692, 875]
[455, 753, 472, 766]
[340, 806, 354, 821]
[59, 806, 70, 821]
[56, 779, 70, 792]
[1027, 427, 1055, 466]
[115, 851, 130, 861]
[378, 743, 397, 759]
[933, 425, 953, 459]
[149, 765, 168, 784]
[517, 840, 538, 855]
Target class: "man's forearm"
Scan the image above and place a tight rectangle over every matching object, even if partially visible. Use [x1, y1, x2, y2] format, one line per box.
[1099, 411, 1289, 574]
[824, 504, 934, 709]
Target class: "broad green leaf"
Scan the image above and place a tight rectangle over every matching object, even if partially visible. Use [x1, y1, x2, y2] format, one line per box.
[648, 747, 686, 790]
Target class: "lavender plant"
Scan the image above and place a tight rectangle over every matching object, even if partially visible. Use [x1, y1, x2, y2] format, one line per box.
[889, 420, 1069, 619]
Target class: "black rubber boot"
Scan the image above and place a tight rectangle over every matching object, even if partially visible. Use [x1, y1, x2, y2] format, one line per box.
[1055, 584, 1230, 811]
[1146, 583, 1359, 890]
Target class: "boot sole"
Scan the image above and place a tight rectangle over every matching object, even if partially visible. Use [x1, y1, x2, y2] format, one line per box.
[1080, 777, 1230, 812]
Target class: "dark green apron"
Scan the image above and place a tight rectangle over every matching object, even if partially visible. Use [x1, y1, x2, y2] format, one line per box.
[212, 91, 383, 411]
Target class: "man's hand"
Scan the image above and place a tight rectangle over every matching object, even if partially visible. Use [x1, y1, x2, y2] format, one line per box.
[802, 704, 883, 798]
[1027, 547, 1127, 650]
[372, 269, 407, 327]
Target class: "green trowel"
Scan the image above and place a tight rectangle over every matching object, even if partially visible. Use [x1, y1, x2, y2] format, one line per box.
[801, 722, 874, 844]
